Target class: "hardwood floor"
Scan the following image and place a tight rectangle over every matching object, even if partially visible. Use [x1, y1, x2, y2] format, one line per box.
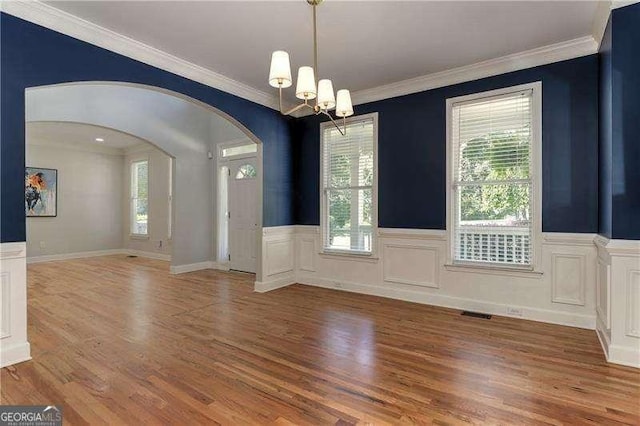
[1, 255, 639, 424]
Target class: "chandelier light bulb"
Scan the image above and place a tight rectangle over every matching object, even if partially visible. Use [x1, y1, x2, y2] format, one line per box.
[335, 89, 354, 118]
[317, 79, 336, 110]
[295, 66, 317, 100]
[268, 51, 292, 88]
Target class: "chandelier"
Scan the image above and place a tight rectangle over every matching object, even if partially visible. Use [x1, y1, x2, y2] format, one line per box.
[268, 0, 353, 135]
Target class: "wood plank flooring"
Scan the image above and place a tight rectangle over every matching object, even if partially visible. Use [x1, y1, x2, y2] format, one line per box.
[1, 255, 639, 424]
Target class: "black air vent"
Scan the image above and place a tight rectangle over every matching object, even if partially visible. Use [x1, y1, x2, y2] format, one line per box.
[461, 311, 492, 319]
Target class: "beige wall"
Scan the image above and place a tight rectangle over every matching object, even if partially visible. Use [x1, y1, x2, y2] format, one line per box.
[123, 144, 172, 257]
[26, 143, 125, 257]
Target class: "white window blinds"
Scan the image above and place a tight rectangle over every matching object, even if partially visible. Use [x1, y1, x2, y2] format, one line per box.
[322, 117, 375, 253]
[452, 89, 534, 266]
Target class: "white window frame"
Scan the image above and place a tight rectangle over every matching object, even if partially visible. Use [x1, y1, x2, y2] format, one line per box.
[218, 138, 258, 161]
[320, 112, 379, 257]
[445, 82, 542, 273]
[129, 157, 150, 239]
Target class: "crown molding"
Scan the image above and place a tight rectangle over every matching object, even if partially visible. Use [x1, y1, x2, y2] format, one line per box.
[2, 1, 601, 116]
[592, 1, 612, 48]
[348, 36, 598, 108]
[611, 0, 640, 9]
[1, 0, 279, 111]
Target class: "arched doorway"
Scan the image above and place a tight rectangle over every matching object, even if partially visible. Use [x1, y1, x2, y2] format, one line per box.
[25, 82, 264, 280]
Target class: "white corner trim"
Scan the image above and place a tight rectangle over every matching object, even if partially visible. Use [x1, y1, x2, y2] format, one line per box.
[1, 0, 278, 111]
[254, 274, 295, 293]
[0, 342, 32, 368]
[169, 261, 215, 275]
[349, 36, 598, 107]
[0, 242, 27, 260]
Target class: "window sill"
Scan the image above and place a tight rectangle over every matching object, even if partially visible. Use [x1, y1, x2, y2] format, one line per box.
[444, 263, 543, 279]
[320, 250, 379, 263]
[129, 234, 149, 241]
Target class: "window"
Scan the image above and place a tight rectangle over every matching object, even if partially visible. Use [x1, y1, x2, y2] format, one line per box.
[130, 160, 149, 236]
[449, 83, 540, 268]
[222, 143, 257, 158]
[321, 113, 377, 254]
[235, 164, 257, 179]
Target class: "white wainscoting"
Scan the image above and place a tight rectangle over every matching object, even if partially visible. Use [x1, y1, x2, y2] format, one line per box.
[255, 226, 296, 293]
[382, 243, 440, 288]
[292, 227, 597, 330]
[0, 242, 31, 368]
[595, 237, 640, 368]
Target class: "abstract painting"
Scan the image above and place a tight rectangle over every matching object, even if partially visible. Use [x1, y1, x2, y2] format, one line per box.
[25, 167, 57, 217]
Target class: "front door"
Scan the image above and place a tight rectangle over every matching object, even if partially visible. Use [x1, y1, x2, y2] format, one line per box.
[228, 158, 258, 273]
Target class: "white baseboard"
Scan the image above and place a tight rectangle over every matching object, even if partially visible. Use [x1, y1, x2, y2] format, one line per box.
[169, 261, 215, 274]
[297, 275, 596, 330]
[0, 342, 31, 368]
[125, 249, 171, 261]
[27, 249, 123, 264]
[608, 344, 640, 368]
[254, 274, 295, 293]
[27, 248, 171, 264]
[211, 261, 230, 271]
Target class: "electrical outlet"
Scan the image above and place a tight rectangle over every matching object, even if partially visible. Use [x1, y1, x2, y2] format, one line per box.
[506, 307, 523, 317]
[39, 241, 46, 249]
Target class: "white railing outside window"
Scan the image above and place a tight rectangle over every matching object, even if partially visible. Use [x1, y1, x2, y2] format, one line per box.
[448, 83, 541, 269]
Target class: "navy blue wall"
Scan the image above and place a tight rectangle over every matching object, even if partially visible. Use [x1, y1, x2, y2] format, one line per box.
[1, 13, 294, 243]
[599, 16, 613, 239]
[293, 56, 600, 232]
[610, 3, 640, 240]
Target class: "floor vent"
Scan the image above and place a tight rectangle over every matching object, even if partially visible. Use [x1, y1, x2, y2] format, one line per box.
[127, 255, 138, 258]
[461, 311, 492, 319]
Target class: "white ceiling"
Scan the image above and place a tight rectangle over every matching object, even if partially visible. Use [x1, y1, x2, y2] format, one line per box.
[43, 1, 600, 100]
[27, 121, 149, 150]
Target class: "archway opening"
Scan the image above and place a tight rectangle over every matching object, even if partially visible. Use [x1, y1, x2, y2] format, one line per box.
[25, 82, 264, 280]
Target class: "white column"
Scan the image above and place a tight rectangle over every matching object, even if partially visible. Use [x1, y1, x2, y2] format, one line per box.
[0, 242, 31, 368]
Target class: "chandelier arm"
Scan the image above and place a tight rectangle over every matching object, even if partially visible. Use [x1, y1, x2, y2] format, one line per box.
[279, 86, 314, 116]
[313, 3, 319, 109]
[320, 110, 346, 136]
